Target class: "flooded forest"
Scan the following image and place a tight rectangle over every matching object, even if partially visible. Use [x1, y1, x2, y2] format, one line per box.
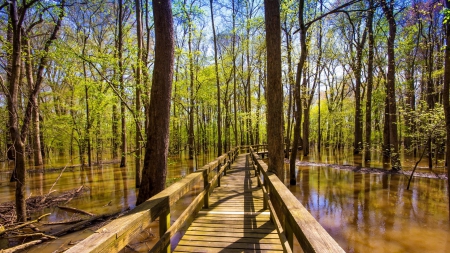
[1, 0, 450, 252]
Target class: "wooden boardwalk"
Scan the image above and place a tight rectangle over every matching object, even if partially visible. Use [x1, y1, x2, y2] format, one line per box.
[68, 146, 344, 253]
[174, 154, 283, 252]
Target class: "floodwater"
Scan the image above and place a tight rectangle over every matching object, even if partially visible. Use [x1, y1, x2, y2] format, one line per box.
[0, 148, 449, 252]
[0, 153, 213, 252]
[288, 148, 449, 252]
[289, 166, 449, 252]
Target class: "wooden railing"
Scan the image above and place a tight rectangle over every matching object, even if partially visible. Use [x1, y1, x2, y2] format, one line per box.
[68, 145, 344, 253]
[249, 146, 345, 253]
[66, 147, 239, 253]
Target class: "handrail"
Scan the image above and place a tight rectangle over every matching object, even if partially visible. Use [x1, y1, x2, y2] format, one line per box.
[67, 147, 239, 253]
[249, 146, 345, 253]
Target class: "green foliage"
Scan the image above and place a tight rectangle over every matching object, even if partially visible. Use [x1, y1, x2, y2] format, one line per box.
[442, 8, 450, 24]
[402, 101, 446, 152]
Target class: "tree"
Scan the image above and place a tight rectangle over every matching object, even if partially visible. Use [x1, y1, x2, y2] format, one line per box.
[289, 0, 360, 183]
[380, 0, 401, 170]
[443, 0, 450, 217]
[5, 0, 65, 221]
[136, 0, 174, 204]
[209, 0, 221, 156]
[264, 0, 284, 179]
[117, 0, 127, 168]
[289, 0, 307, 185]
[135, 0, 144, 188]
[364, 0, 374, 161]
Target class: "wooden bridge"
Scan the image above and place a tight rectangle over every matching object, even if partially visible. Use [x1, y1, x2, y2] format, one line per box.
[67, 146, 344, 253]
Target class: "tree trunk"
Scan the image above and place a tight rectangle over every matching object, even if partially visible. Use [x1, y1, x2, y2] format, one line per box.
[285, 30, 293, 159]
[264, 0, 284, 179]
[135, 0, 144, 188]
[23, 37, 43, 166]
[136, 0, 174, 205]
[442, 0, 450, 220]
[82, 40, 91, 167]
[232, 0, 238, 147]
[353, 29, 367, 154]
[118, 0, 127, 168]
[187, 11, 195, 160]
[210, 0, 222, 156]
[7, 0, 64, 221]
[302, 72, 310, 156]
[289, 0, 307, 185]
[112, 104, 119, 159]
[381, 0, 401, 170]
[364, 0, 374, 161]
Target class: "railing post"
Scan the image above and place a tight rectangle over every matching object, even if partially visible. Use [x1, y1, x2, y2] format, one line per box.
[159, 208, 171, 253]
[217, 162, 221, 187]
[285, 219, 294, 250]
[263, 175, 268, 210]
[203, 169, 209, 208]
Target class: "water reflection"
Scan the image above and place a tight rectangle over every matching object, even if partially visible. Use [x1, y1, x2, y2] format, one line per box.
[289, 165, 449, 253]
[0, 149, 448, 252]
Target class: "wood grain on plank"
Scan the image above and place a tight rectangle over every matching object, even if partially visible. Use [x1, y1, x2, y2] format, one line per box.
[174, 154, 284, 253]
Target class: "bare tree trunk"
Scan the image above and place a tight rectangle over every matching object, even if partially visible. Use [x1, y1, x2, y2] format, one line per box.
[112, 104, 119, 159]
[185, 8, 195, 160]
[232, 0, 238, 147]
[136, 0, 174, 205]
[23, 37, 43, 166]
[381, 0, 401, 170]
[353, 28, 367, 155]
[264, 0, 284, 179]
[210, 0, 222, 156]
[289, 0, 307, 185]
[364, 0, 374, 161]
[82, 35, 91, 167]
[6, 0, 64, 221]
[118, 0, 127, 168]
[245, 5, 254, 146]
[443, 0, 450, 220]
[135, 0, 143, 188]
[283, 18, 294, 159]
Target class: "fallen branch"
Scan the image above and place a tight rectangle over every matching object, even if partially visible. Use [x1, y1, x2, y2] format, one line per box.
[40, 190, 57, 204]
[51, 214, 107, 237]
[1, 239, 42, 253]
[0, 213, 50, 236]
[44, 156, 82, 203]
[64, 185, 84, 205]
[42, 218, 85, 225]
[57, 206, 94, 216]
[5, 232, 57, 240]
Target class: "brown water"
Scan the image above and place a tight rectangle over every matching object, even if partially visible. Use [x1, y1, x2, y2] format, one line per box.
[0, 149, 449, 252]
[0, 152, 213, 252]
[288, 166, 449, 252]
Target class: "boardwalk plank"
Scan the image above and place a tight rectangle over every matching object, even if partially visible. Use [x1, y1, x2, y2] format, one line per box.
[174, 154, 283, 253]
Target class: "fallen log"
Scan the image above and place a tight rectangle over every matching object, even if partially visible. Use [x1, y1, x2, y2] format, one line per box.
[0, 213, 50, 236]
[51, 214, 107, 237]
[42, 218, 85, 225]
[57, 206, 94, 216]
[64, 185, 85, 205]
[5, 232, 57, 240]
[0, 240, 42, 253]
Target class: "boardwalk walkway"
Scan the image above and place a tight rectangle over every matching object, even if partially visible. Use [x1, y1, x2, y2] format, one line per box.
[174, 154, 283, 252]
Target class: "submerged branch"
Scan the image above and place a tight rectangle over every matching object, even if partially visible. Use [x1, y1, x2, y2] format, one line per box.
[0, 213, 50, 236]
[57, 206, 94, 216]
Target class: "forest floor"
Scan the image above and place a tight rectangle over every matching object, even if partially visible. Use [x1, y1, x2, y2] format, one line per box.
[291, 159, 448, 179]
